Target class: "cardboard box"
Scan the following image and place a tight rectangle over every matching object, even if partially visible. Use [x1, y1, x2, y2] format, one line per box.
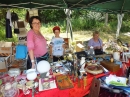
[17, 29, 27, 44]
[0, 42, 12, 56]
[76, 41, 84, 52]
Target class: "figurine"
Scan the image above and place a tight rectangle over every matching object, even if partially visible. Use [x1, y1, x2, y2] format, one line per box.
[80, 57, 86, 72]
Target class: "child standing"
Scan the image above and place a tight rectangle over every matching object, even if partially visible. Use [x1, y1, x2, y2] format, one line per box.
[50, 26, 65, 62]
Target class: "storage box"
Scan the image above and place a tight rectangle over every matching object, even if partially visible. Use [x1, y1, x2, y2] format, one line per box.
[100, 61, 120, 72]
[17, 30, 27, 44]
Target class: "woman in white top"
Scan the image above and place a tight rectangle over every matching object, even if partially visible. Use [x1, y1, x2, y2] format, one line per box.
[49, 26, 65, 62]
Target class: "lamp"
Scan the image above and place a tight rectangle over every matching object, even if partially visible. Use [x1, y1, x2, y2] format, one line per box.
[37, 60, 51, 78]
[26, 69, 37, 97]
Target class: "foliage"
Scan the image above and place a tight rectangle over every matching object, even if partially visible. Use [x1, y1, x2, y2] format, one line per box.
[87, 11, 104, 20]
[0, 8, 26, 42]
[39, 9, 66, 24]
[40, 21, 66, 34]
[0, 9, 130, 42]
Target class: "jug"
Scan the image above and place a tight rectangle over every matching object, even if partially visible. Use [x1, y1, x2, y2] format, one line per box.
[113, 52, 120, 61]
[26, 69, 37, 81]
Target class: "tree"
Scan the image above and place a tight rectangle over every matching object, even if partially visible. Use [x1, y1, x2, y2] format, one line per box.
[39, 9, 66, 23]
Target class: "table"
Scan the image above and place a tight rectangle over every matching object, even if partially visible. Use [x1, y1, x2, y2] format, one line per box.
[18, 53, 126, 97]
[18, 73, 108, 97]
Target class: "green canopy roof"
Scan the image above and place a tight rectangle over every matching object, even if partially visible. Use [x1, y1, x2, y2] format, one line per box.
[0, 0, 130, 13]
[88, 0, 130, 14]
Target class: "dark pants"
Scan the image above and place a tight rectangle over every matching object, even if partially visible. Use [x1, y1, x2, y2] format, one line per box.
[27, 53, 49, 69]
[53, 56, 64, 62]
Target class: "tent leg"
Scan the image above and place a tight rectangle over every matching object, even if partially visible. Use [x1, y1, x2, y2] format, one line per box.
[116, 14, 124, 39]
[64, 9, 73, 41]
[105, 13, 108, 26]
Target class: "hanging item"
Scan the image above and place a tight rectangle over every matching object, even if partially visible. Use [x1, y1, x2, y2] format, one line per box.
[25, 10, 29, 23]
[6, 10, 13, 38]
[11, 11, 18, 22]
[11, 11, 19, 34]
[14, 21, 20, 34]
[14, 28, 20, 34]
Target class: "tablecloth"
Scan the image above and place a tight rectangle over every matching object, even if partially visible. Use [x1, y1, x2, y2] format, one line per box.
[18, 72, 109, 97]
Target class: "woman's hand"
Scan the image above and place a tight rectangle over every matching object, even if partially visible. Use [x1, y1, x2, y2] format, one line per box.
[94, 46, 101, 49]
[96, 46, 101, 49]
[31, 62, 35, 69]
[50, 55, 53, 59]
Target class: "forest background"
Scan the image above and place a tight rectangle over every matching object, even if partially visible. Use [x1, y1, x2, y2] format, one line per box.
[0, 9, 129, 44]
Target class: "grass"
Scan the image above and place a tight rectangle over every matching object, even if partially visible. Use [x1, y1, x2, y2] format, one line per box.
[42, 30, 130, 46]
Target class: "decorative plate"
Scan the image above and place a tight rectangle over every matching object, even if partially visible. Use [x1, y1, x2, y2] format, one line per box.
[85, 65, 103, 75]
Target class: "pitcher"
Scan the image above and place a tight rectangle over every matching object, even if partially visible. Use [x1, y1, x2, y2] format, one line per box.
[113, 52, 120, 61]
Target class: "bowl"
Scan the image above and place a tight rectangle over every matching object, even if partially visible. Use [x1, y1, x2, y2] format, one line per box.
[26, 69, 37, 81]
[26, 69, 36, 74]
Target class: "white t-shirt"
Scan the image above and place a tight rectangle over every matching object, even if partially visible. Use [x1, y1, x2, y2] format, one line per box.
[50, 37, 65, 56]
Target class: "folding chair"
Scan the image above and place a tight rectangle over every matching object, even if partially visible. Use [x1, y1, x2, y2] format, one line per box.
[9, 44, 28, 70]
[8, 20, 28, 70]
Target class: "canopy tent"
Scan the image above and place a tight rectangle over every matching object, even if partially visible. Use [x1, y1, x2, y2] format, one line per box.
[0, 0, 130, 39]
[0, 0, 130, 13]
[87, 0, 130, 14]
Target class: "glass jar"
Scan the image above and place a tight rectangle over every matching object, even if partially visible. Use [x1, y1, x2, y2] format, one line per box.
[1, 82, 19, 97]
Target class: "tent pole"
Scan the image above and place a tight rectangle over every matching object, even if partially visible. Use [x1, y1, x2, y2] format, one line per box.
[66, 17, 69, 38]
[64, 9, 73, 41]
[116, 14, 124, 39]
[69, 19, 73, 41]
[105, 13, 108, 26]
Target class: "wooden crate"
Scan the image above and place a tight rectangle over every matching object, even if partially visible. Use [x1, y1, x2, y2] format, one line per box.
[0, 42, 12, 57]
